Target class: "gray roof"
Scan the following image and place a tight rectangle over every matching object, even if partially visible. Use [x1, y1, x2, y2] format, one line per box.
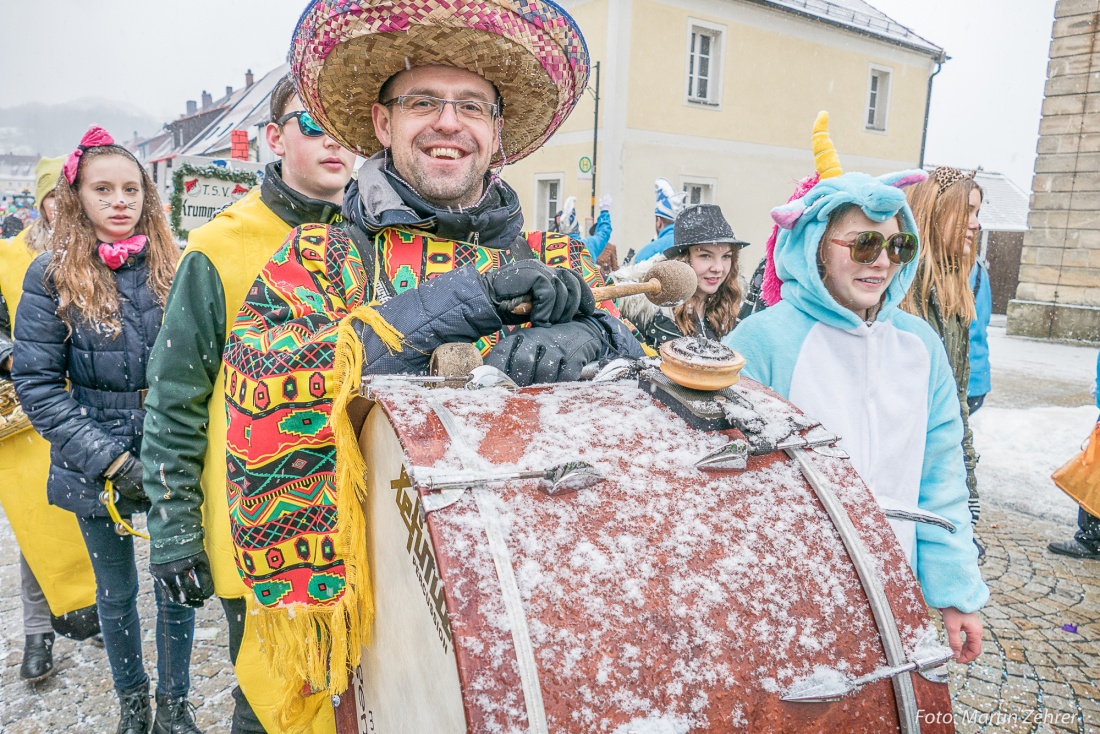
[180, 64, 290, 157]
[924, 166, 1031, 232]
[974, 170, 1030, 232]
[752, 0, 944, 59]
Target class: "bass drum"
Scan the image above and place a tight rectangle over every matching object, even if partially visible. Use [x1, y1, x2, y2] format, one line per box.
[338, 377, 954, 733]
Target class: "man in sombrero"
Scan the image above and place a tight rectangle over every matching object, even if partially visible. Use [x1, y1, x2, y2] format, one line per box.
[218, 0, 643, 729]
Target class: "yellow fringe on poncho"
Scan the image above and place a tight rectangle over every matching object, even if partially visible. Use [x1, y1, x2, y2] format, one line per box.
[247, 305, 402, 732]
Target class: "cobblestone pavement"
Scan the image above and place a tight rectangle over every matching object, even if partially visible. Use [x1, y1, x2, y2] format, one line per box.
[950, 509, 1100, 734]
[0, 514, 237, 733]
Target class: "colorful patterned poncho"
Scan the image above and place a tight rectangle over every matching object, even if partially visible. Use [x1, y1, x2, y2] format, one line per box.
[221, 221, 622, 723]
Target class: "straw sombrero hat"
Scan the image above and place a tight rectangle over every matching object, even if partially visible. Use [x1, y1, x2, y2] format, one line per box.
[290, 0, 590, 164]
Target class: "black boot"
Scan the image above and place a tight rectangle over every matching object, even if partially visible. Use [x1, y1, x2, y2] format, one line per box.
[117, 681, 153, 734]
[19, 632, 55, 682]
[153, 691, 202, 734]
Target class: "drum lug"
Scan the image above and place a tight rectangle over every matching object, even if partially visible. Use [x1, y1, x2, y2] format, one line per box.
[918, 665, 950, 684]
[694, 439, 749, 470]
[466, 365, 518, 390]
[421, 488, 469, 514]
[581, 357, 643, 382]
[810, 444, 850, 459]
[774, 429, 842, 453]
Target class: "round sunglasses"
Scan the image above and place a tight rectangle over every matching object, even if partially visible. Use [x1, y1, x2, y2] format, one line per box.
[830, 231, 917, 265]
[276, 110, 325, 137]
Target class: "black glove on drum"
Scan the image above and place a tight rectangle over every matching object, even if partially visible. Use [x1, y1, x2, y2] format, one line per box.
[485, 318, 607, 386]
[479, 260, 595, 327]
[106, 452, 147, 503]
[149, 551, 215, 608]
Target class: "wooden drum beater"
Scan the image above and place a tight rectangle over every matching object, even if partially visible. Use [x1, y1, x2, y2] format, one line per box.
[510, 259, 699, 316]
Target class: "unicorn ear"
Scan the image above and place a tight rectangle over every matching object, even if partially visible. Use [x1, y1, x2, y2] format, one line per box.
[771, 201, 805, 230]
[879, 169, 928, 190]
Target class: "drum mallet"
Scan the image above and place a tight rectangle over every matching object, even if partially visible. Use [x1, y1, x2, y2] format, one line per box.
[510, 259, 698, 316]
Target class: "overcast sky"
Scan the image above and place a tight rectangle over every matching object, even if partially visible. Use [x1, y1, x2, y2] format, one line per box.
[868, 0, 1057, 191]
[0, 0, 1056, 191]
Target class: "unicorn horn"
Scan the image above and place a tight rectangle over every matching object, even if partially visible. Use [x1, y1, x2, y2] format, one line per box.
[812, 111, 842, 179]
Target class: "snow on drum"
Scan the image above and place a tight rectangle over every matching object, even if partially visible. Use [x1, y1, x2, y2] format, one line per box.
[335, 371, 956, 733]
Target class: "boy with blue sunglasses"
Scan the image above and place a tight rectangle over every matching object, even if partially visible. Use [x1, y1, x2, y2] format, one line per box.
[140, 73, 355, 733]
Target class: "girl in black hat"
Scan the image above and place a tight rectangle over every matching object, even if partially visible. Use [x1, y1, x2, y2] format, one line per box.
[617, 203, 747, 348]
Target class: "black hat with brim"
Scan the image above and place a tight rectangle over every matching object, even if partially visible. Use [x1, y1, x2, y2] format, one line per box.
[665, 204, 748, 257]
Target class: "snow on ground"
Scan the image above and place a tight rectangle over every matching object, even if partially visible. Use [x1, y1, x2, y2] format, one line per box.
[987, 323, 1096, 382]
[972, 404, 1095, 526]
[973, 323, 1097, 527]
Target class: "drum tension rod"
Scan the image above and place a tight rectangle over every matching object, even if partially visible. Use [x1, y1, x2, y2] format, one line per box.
[782, 645, 954, 703]
[417, 461, 604, 498]
[360, 366, 518, 398]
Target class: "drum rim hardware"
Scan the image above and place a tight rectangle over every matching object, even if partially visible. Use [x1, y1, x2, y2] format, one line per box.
[421, 396, 551, 734]
[877, 497, 957, 534]
[360, 365, 518, 399]
[415, 461, 604, 501]
[782, 630, 954, 703]
[785, 446, 922, 733]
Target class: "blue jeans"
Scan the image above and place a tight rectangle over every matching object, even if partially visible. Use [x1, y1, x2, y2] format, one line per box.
[78, 515, 195, 696]
[1076, 508, 1100, 551]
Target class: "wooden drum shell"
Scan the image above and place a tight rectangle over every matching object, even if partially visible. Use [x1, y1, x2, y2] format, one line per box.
[342, 379, 954, 734]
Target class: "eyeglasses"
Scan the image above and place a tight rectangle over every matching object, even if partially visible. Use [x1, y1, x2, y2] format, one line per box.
[276, 110, 325, 137]
[383, 94, 499, 123]
[830, 231, 917, 265]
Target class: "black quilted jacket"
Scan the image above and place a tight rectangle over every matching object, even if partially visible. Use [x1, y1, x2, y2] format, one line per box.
[13, 249, 161, 517]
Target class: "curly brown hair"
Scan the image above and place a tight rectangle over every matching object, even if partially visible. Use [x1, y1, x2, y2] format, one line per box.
[47, 146, 177, 336]
[670, 245, 743, 338]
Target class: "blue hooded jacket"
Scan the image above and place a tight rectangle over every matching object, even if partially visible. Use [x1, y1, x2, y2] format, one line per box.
[580, 209, 612, 260]
[634, 222, 675, 263]
[724, 170, 988, 614]
[967, 259, 992, 398]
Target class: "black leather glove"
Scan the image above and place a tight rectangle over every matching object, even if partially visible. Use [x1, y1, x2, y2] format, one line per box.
[106, 452, 147, 503]
[149, 551, 215, 608]
[485, 318, 607, 386]
[479, 260, 595, 327]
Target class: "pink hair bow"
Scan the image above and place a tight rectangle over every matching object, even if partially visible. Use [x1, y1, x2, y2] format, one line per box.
[98, 234, 147, 270]
[62, 126, 115, 184]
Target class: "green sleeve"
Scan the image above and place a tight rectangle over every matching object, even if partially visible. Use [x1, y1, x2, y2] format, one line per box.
[142, 251, 227, 564]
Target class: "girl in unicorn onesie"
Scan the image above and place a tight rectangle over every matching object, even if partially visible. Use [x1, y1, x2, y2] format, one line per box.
[724, 113, 988, 664]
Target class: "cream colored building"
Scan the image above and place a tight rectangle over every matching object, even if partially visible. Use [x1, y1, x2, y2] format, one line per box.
[504, 0, 944, 266]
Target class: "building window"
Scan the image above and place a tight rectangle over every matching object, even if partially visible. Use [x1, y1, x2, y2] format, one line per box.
[686, 20, 724, 106]
[535, 175, 563, 232]
[681, 177, 716, 206]
[866, 66, 891, 132]
[684, 182, 712, 205]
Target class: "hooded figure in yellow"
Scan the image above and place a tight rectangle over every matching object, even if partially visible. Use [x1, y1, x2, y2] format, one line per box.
[0, 155, 98, 682]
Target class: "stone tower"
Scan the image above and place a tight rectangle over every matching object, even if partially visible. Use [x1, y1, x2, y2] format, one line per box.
[1009, 0, 1100, 341]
